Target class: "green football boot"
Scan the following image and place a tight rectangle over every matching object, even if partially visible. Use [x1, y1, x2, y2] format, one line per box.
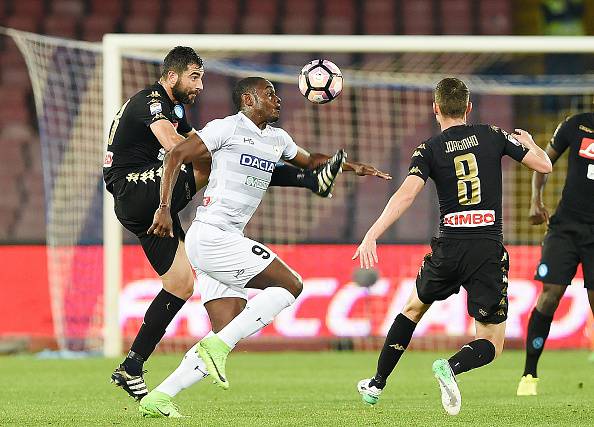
[196, 335, 231, 389]
[139, 390, 183, 418]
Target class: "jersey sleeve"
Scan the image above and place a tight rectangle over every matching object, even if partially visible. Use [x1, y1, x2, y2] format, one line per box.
[141, 95, 173, 127]
[176, 105, 192, 134]
[197, 118, 233, 153]
[407, 142, 432, 181]
[492, 126, 529, 162]
[279, 129, 298, 160]
[549, 116, 572, 155]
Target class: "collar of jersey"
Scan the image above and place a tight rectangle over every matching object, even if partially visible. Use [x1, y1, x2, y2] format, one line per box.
[238, 111, 269, 135]
[154, 82, 176, 109]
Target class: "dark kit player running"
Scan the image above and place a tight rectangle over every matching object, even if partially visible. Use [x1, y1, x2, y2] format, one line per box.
[353, 77, 551, 415]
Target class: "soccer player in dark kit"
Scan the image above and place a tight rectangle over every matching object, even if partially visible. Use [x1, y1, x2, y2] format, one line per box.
[516, 111, 594, 396]
[103, 47, 388, 400]
[353, 77, 552, 415]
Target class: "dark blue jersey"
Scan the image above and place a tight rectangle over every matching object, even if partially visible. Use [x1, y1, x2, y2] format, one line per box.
[103, 82, 191, 191]
[408, 124, 528, 241]
[550, 113, 594, 224]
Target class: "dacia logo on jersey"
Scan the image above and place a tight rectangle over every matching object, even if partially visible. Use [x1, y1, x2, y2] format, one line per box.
[240, 154, 276, 173]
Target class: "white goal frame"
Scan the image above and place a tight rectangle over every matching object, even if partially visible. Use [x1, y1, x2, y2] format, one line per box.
[102, 34, 594, 357]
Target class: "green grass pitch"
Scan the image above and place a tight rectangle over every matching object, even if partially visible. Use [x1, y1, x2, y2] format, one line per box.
[0, 350, 592, 426]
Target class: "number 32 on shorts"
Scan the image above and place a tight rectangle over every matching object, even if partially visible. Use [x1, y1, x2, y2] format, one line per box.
[252, 245, 271, 259]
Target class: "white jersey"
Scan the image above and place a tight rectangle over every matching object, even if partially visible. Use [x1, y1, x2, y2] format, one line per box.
[195, 112, 298, 233]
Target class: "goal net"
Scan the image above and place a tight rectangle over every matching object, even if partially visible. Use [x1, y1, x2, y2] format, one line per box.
[4, 28, 594, 355]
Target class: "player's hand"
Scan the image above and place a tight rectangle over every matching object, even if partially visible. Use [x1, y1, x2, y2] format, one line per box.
[512, 128, 535, 147]
[348, 161, 392, 180]
[352, 236, 379, 269]
[147, 206, 174, 238]
[529, 201, 549, 225]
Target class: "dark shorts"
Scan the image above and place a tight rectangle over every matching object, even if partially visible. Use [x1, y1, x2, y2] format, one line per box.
[416, 237, 509, 324]
[534, 215, 594, 289]
[111, 161, 196, 276]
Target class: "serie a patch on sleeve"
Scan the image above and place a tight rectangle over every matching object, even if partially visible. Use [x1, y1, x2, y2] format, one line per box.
[150, 102, 162, 115]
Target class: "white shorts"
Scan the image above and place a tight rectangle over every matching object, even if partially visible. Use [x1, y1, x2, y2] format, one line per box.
[185, 221, 277, 302]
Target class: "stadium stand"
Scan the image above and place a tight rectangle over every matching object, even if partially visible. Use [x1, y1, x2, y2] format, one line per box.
[0, 0, 516, 243]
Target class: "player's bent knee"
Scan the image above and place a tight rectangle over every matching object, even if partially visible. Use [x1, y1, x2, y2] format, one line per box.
[286, 272, 303, 298]
[161, 270, 194, 300]
[492, 338, 504, 358]
[537, 285, 565, 315]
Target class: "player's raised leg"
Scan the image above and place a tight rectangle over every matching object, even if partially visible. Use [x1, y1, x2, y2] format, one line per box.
[517, 283, 565, 396]
[112, 240, 194, 400]
[140, 294, 247, 417]
[197, 256, 302, 389]
[358, 286, 430, 405]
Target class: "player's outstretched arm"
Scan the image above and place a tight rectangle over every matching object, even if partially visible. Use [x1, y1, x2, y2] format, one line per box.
[514, 129, 553, 174]
[148, 133, 211, 237]
[342, 160, 392, 180]
[353, 175, 425, 269]
[529, 143, 560, 225]
[288, 147, 392, 179]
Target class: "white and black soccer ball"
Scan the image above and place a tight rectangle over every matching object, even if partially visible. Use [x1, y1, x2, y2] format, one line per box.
[298, 59, 343, 104]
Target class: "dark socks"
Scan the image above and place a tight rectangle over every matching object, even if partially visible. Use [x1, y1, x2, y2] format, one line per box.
[269, 164, 317, 192]
[123, 289, 186, 375]
[370, 314, 417, 389]
[448, 338, 496, 375]
[523, 308, 553, 377]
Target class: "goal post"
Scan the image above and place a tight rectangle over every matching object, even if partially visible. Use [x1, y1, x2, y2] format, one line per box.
[101, 33, 594, 357]
[4, 26, 594, 356]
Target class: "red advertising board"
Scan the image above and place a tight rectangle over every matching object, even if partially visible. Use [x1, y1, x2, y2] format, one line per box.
[0, 245, 591, 349]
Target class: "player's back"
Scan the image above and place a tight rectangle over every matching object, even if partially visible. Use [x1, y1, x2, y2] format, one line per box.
[410, 124, 528, 241]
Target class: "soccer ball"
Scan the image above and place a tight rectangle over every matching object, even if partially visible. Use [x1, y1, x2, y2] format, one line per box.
[298, 60, 343, 104]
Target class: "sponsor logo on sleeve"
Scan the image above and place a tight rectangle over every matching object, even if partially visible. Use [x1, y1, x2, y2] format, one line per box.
[240, 154, 276, 173]
[578, 137, 594, 159]
[149, 102, 162, 115]
[443, 210, 495, 227]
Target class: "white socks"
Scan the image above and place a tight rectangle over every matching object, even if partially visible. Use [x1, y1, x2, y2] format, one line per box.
[217, 287, 296, 348]
[155, 337, 212, 397]
[154, 288, 296, 397]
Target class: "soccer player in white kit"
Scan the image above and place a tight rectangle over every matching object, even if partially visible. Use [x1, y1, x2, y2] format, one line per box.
[140, 77, 391, 417]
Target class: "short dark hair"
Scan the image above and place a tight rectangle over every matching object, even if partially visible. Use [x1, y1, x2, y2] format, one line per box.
[161, 46, 203, 78]
[232, 77, 266, 111]
[434, 77, 469, 118]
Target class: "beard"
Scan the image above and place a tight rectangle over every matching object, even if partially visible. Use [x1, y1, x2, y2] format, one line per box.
[172, 81, 195, 105]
